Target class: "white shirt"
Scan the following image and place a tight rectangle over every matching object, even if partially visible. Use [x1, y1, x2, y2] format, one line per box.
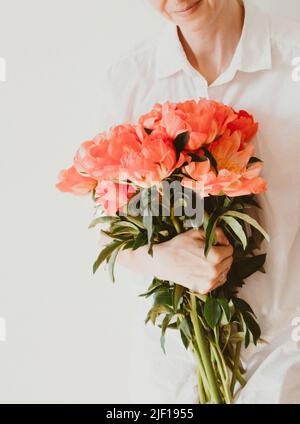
[98, 0, 300, 403]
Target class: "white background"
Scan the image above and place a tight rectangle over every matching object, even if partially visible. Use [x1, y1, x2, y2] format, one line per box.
[0, 0, 299, 403]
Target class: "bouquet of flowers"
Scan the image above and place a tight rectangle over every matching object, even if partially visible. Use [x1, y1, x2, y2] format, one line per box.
[56, 99, 269, 404]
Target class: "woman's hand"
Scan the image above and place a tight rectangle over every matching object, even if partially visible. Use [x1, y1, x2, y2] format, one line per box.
[151, 227, 233, 294]
[114, 227, 233, 295]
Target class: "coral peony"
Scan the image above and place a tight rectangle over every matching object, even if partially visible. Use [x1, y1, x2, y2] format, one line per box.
[139, 99, 236, 151]
[56, 166, 97, 196]
[120, 130, 177, 188]
[74, 125, 141, 180]
[227, 110, 258, 147]
[95, 181, 136, 215]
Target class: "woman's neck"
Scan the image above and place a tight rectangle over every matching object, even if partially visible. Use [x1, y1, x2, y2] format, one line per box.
[178, 0, 245, 86]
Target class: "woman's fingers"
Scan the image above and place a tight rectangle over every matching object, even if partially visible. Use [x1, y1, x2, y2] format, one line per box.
[210, 255, 234, 290]
[215, 227, 230, 246]
[206, 243, 233, 264]
[217, 254, 233, 275]
[185, 228, 205, 239]
[186, 227, 229, 244]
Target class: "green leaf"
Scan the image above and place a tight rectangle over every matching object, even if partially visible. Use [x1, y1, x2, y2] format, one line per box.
[245, 329, 250, 348]
[180, 329, 190, 350]
[232, 254, 267, 280]
[179, 318, 192, 349]
[139, 278, 163, 298]
[173, 284, 184, 312]
[140, 189, 153, 244]
[107, 246, 123, 283]
[179, 317, 192, 340]
[160, 315, 172, 354]
[204, 297, 222, 329]
[100, 229, 131, 241]
[89, 216, 118, 229]
[223, 211, 270, 242]
[144, 127, 153, 135]
[174, 131, 190, 160]
[243, 312, 261, 345]
[187, 153, 208, 163]
[192, 292, 208, 303]
[223, 197, 232, 208]
[110, 224, 139, 237]
[204, 219, 218, 256]
[131, 232, 147, 251]
[217, 298, 231, 324]
[202, 147, 218, 173]
[93, 240, 123, 274]
[248, 157, 263, 165]
[221, 216, 247, 250]
[203, 211, 210, 232]
[145, 304, 172, 325]
[233, 297, 256, 318]
[122, 239, 136, 250]
[204, 208, 227, 257]
[113, 221, 140, 232]
[125, 215, 145, 229]
[167, 322, 178, 330]
[154, 287, 173, 308]
[143, 213, 153, 244]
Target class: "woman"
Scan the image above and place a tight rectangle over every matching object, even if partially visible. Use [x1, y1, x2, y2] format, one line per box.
[99, 0, 300, 403]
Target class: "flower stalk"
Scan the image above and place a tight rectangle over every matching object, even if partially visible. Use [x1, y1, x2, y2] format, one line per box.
[190, 293, 222, 404]
[230, 341, 242, 393]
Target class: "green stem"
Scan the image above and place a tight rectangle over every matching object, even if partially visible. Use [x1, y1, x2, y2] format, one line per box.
[170, 207, 182, 234]
[190, 294, 222, 404]
[211, 343, 226, 382]
[197, 368, 206, 404]
[227, 359, 246, 387]
[211, 344, 232, 404]
[213, 329, 229, 380]
[230, 342, 242, 394]
[192, 343, 210, 402]
[236, 370, 246, 387]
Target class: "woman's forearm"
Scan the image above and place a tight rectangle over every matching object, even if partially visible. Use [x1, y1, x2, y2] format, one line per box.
[116, 244, 156, 278]
[99, 232, 155, 278]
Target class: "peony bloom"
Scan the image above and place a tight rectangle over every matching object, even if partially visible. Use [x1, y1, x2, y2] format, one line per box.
[120, 129, 178, 188]
[56, 166, 97, 196]
[95, 181, 136, 216]
[57, 99, 265, 201]
[138, 103, 163, 129]
[139, 99, 237, 151]
[227, 110, 258, 147]
[183, 158, 211, 180]
[208, 131, 267, 196]
[181, 157, 216, 197]
[209, 168, 266, 197]
[181, 131, 266, 197]
[74, 125, 141, 180]
[208, 131, 255, 173]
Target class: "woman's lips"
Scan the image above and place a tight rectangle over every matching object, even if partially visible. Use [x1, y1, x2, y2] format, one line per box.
[172, 1, 201, 17]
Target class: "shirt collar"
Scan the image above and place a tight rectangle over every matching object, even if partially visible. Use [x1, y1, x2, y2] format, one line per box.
[155, 0, 272, 82]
